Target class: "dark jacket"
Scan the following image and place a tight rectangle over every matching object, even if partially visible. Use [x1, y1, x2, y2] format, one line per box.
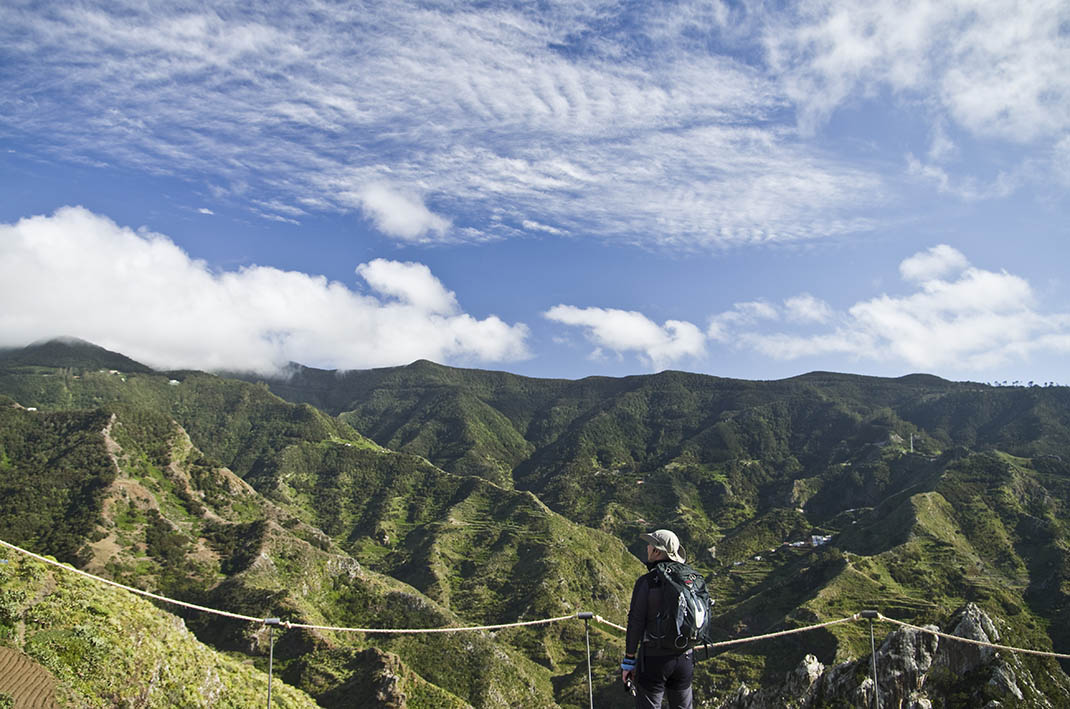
[625, 561, 688, 657]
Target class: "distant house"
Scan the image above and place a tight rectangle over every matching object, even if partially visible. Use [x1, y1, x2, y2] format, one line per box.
[168, 379, 180, 386]
[811, 535, 833, 547]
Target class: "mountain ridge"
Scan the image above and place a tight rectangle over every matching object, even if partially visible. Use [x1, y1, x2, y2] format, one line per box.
[4, 338, 1070, 706]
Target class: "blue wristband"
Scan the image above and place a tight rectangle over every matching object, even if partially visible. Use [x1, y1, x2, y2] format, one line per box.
[621, 657, 636, 672]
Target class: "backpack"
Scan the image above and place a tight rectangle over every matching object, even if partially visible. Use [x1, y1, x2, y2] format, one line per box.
[649, 561, 714, 650]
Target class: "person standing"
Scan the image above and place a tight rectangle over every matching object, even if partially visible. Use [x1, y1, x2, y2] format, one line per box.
[621, 529, 694, 709]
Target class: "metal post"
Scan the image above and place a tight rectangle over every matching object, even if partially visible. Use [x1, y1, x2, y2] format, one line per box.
[578, 612, 595, 709]
[861, 610, 880, 709]
[264, 617, 281, 707]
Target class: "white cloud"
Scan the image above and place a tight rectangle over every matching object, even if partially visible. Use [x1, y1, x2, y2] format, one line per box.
[354, 259, 458, 314]
[898, 244, 969, 282]
[906, 154, 1018, 202]
[713, 245, 1070, 371]
[784, 294, 833, 323]
[522, 220, 565, 236]
[843, 267, 1048, 368]
[197, 207, 214, 215]
[3, 1, 1065, 253]
[735, 301, 779, 321]
[708, 300, 779, 341]
[544, 305, 706, 371]
[769, 0, 1070, 144]
[0, 1, 890, 249]
[927, 122, 956, 162]
[354, 185, 450, 242]
[1055, 136, 1070, 187]
[0, 207, 529, 372]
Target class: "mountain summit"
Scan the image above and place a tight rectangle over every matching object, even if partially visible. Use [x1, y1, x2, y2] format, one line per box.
[0, 337, 152, 373]
[2, 340, 1070, 707]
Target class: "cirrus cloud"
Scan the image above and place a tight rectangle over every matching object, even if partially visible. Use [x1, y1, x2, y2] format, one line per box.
[0, 1, 890, 249]
[0, 207, 529, 372]
[769, 0, 1070, 144]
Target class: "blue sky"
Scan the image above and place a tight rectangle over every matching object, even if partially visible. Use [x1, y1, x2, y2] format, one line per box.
[1, 0, 1068, 384]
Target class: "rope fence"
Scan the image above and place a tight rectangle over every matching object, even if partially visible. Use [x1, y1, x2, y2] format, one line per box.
[277, 614, 578, 634]
[879, 613, 1070, 661]
[0, 538, 264, 623]
[697, 613, 861, 651]
[4, 536, 1070, 706]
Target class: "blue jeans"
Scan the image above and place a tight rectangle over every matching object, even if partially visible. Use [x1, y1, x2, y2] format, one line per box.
[635, 650, 693, 709]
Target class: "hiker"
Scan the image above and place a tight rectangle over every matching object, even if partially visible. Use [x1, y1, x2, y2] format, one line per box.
[621, 529, 695, 709]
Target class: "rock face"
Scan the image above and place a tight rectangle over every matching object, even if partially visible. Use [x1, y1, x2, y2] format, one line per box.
[718, 604, 1070, 708]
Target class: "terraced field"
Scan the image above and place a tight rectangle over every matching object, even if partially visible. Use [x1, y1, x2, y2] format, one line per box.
[0, 647, 59, 708]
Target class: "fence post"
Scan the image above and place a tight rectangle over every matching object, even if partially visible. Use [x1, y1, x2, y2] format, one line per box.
[264, 618, 282, 707]
[861, 610, 880, 709]
[577, 612, 595, 709]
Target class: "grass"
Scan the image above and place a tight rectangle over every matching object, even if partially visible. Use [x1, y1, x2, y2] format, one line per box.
[0, 554, 318, 708]
[6, 349, 1070, 705]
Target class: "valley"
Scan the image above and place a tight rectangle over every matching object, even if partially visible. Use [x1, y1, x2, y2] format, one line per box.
[2, 338, 1070, 706]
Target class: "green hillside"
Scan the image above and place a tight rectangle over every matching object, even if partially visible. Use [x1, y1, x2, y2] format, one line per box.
[0, 552, 317, 707]
[254, 362, 1041, 555]
[0, 337, 152, 374]
[258, 357, 1070, 700]
[4, 339, 1070, 706]
[0, 347, 638, 706]
[0, 403, 580, 707]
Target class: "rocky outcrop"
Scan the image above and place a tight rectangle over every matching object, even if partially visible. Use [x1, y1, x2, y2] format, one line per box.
[719, 604, 1070, 708]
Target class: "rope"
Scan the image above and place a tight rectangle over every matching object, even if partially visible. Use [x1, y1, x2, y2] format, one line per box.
[0, 538, 264, 623]
[279, 614, 577, 634]
[594, 615, 626, 632]
[0, 538, 577, 634]
[879, 613, 1070, 661]
[696, 614, 861, 651]
[5, 538, 1070, 662]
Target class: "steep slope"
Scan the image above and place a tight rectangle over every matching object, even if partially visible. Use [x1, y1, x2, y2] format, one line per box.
[721, 604, 1070, 708]
[693, 448, 1070, 702]
[248, 358, 1070, 702]
[0, 552, 317, 707]
[0, 381, 638, 706]
[0, 337, 152, 374]
[0, 406, 117, 565]
[0, 402, 570, 707]
[5, 342, 1070, 705]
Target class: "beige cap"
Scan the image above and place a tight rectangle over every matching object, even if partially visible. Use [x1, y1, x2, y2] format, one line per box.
[640, 529, 685, 563]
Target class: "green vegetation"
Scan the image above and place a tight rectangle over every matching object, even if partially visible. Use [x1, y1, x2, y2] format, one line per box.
[0, 553, 316, 707]
[3, 338, 1070, 705]
[0, 407, 116, 564]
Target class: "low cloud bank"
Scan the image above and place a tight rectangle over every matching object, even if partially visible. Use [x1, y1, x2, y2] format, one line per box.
[549, 244, 1070, 374]
[0, 207, 529, 373]
[713, 245, 1070, 371]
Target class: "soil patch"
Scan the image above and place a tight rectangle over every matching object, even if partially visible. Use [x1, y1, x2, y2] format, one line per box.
[0, 647, 60, 708]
